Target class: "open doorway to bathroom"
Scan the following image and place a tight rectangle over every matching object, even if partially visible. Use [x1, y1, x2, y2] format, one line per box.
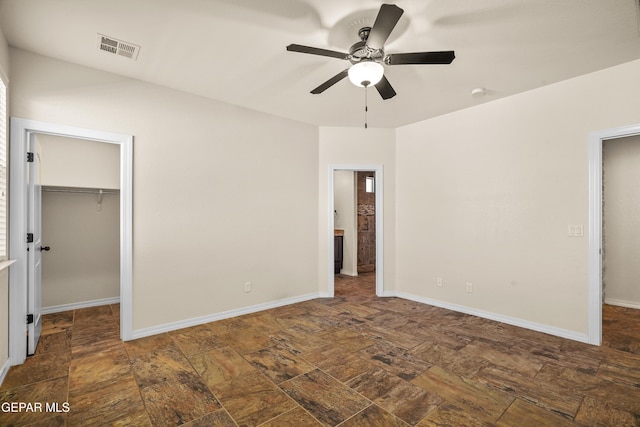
[333, 170, 378, 297]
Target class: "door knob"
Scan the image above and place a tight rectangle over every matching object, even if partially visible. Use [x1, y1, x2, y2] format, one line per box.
[39, 246, 51, 252]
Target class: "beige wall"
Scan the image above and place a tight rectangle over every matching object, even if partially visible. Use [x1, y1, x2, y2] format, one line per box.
[0, 23, 9, 374]
[319, 127, 396, 294]
[10, 48, 319, 331]
[38, 134, 120, 189]
[603, 135, 640, 307]
[396, 58, 640, 335]
[42, 191, 120, 308]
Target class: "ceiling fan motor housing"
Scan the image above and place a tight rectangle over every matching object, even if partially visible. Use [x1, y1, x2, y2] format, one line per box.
[349, 27, 384, 65]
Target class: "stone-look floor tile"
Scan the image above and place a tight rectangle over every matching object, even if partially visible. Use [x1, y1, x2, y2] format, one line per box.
[574, 396, 640, 426]
[243, 345, 315, 384]
[416, 403, 495, 427]
[304, 347, 376, 383]
[280, 369, 371, 427]
[68, 346, 131, 391]
[359, 341, 431, 381]
[210, 372, 296, 426]
[124, 333, 179, 359]
[131, 346, 198, 388]
[67, 373, 151, 426]
[170, 325, 227, 356]
[4, 282, 640, 427]
[188, 346, 256, 388]
[219, 327, 275, 354]
[411, 342, 490, 378]
[412, 366, 513, 422]
[316, 327, 377, 352]
[348, 367, 442, 425]
[476, 365, 583, 419]
[0, 377, 69, 427]
[271, 328, 329, 355]
[509, 339, 601, 374]
[0, 351, 70, 391]
[40, 311, 73, 336]
[180, 409, 237, 427]
[139, 376, 221, 426]
[259, 406, 324, 426]
[496, 399, 579, 427]
[340, 404, 410, 427]
[596, 350, 640, 388]
[35, 329, 72, 355]
[461, 340, 544, 377]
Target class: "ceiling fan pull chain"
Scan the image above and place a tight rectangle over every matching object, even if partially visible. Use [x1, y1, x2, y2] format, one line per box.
[364, 84, 369, 129]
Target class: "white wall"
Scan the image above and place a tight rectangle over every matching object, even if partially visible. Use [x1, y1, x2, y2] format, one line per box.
[334, 171, 356, 275]
[396, 59, 640, 337]
[10, 48, 319, 332]
[319, 127, 396, 294]
[38, 134, 120, 189]
[603, 135, 640, 308]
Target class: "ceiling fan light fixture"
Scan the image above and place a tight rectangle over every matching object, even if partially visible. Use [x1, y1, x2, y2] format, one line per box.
[348, 61, 384, 87]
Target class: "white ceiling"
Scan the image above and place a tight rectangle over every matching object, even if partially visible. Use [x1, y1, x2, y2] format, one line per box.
[1, 0, 639, 128]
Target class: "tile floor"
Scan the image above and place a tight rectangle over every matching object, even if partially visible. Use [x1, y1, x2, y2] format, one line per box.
[1, 272, 640, 426]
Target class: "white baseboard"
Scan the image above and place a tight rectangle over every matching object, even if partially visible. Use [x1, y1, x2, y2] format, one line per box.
[42, 297, 120, 314]
[605, 298, 640, 310]
[130, 293, 319, 340]
[396, 292, 590, 344]
[0, 358, 11, 387]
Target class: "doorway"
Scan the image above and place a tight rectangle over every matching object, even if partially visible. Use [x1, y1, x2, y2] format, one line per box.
[588, 123, 640, 346]
[38, 134, 121, 315]
[328, 165, 384, 297]
[8, 118, 133, 365]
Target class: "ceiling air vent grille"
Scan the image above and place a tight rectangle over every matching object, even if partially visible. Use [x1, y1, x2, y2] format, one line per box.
[97, 34, 140, 60]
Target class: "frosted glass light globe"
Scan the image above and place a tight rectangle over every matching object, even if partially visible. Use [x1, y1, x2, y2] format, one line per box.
[348, 62, 384, 87]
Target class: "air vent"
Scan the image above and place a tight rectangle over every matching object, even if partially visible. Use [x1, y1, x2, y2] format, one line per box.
[97, 33, 140, 60]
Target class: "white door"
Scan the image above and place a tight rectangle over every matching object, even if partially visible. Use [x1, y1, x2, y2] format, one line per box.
[27, 144, 43, 355]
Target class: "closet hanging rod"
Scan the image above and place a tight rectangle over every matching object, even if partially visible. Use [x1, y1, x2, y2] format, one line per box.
[42, 186, 120, 195]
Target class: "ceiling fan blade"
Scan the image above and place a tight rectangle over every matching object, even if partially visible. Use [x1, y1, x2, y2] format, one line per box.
[311, 69, 349, 94]
[366, 4, 404, 50]
[375, 75, 396, 100]
[287, 44, 349, 60]
[386, 51, 456, 65]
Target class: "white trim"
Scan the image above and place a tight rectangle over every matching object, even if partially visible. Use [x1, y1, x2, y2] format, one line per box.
[42, 297, 121, 315]
[9, 118, 133, 366]
[397, 292, 590, 344]
[328, 165, 384, 297]
[604, 298, 640, 310]
[131, 293, 319, 340]
[588, 123, 640, 346]
[0, 358, 10, 387]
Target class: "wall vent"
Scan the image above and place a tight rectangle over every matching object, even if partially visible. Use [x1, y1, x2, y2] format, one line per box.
[97, 33, 140, 60]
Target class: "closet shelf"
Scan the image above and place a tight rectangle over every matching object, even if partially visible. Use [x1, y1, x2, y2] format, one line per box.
[42, 186, 120, 195]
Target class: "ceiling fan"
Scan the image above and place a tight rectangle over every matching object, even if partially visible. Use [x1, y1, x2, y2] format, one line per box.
[286, 4, 455, 100]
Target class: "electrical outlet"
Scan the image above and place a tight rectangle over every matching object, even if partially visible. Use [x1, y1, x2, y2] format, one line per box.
[244, 282, 252, 293]
[437, 277, 443, 287]
[466, 282, 473, 293]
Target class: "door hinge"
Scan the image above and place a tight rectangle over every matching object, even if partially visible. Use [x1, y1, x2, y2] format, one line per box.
[26, 314, 34, 324]
[27, 152, 34, 163]
[27, 233, 34, 243]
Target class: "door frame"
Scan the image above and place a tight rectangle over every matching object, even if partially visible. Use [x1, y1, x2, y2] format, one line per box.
[328, 164, 384, 297]
[588, 123, 640, 346]
[9, 118, 133, 365]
